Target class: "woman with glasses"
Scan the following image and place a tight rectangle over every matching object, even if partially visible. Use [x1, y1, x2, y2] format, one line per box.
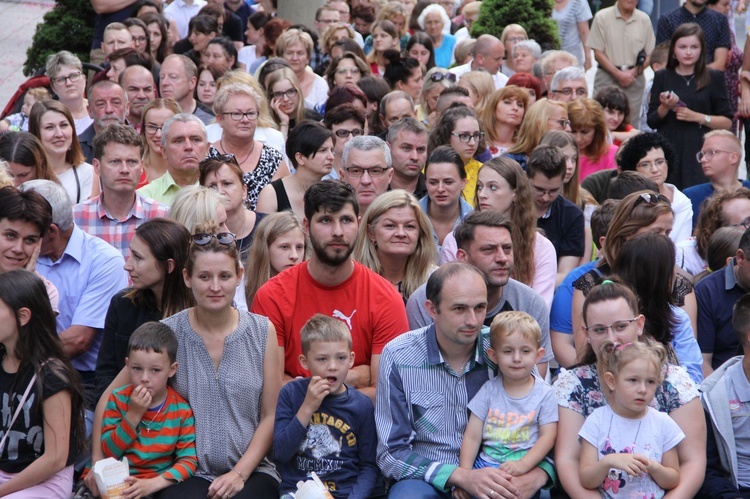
[45, 51, 93, 133]
[266, 68, 322, 140]
[416, 67, 456, 127]
[139, 98, 181, 185]
[482, 85, 530, 158]
[553, 278, 705, 499]
[325, 51, 371, 90]
[647, 23, 732, 189]
[353, 190, 436, 302]
[617, 132, 693, 244]
[256, 121, 334, 218]
[323, 105, 366, 181]
[96, 218, 193, 395]
[429, 106, 486, 203]
[504, 98, 570, 169]
[210, 83, 288, 210]
[420, 146, 473, 251]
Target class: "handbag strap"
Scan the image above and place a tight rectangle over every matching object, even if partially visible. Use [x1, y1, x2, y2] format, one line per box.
[0, 372, 37, 454]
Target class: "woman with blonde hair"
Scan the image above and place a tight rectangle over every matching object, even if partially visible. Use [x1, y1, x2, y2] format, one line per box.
[139, 98, 181, 185]
[244, 211, 307, 308]
[500, 24, 528, 76]
[504, 98, 570, 168]
[440, 157, 558, 307]
[265, 68, 311, 138]
[417, 67, 456, 126]
[482, 85, 530, 158]
[170, 185, 229, 234]
[275, 29, 329, 109]
[353, 190, 436, 302]
[458, 70, 495, 116]
[568, 98, 618, 179]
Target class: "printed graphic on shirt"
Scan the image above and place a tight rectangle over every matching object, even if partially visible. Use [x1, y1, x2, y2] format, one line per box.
[483, 408, 537, 461]
[296, 411, 358, 491]
[1, 392, 41, 460]
[332, 309, 356, 330]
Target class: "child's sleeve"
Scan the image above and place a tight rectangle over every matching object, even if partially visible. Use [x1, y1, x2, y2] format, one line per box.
[273, 382, 310, 463]
[658, 411, 686, 453]
[577, 408, 603, 448]
[538, 384, 560, 425]
[348, 396, 378, 499]
[160, 401, 198, 482]
[101, 387, 138, 459]
[466, 378, 493, 421]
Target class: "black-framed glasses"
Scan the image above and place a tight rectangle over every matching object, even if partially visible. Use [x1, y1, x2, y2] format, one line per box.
[583, 318, 639, 337]
[336, 67, 361, 75]
[222, 111, 259, 121]
[732, 218, 750, 230]
[191, 232, 237, 246]
[634, 192, 670, 207]
[144, 123, 163, 135]
[52, 72, 82, 86]
[451, 131, 484, 143]
[270, 88, 298, 100]
[696, 149, 733, 162]
[344, 166, 390, 177]
[553, 87, 587, 97]
[428, 72, 457, 83]
[334, 128, 365, 138]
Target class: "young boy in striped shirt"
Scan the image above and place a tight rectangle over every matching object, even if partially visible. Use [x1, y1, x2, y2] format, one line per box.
[101, 322, 198, 497]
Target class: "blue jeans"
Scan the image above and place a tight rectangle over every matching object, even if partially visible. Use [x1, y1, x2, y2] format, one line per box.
[387, 480, 451, 498]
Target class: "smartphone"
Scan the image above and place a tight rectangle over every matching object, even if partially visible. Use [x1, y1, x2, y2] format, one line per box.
[675, 100, 687, 108]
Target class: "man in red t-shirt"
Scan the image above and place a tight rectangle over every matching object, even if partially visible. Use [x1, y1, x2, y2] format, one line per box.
[252, 181, 408, 401]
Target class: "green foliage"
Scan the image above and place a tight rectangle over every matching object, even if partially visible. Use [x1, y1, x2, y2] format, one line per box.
[471, 0, 561, 51]
[24, 0, 96, 76]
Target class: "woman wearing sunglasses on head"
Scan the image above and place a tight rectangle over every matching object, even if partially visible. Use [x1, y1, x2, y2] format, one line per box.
[416, 67, 456, 127]
[256, 121, 335, 219]
[428, 106, 486, 206]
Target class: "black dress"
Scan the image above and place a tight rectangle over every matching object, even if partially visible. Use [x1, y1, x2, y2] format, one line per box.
[647, 68, 732, 189]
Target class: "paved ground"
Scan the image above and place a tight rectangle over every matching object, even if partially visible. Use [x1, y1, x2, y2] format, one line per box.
[0, 0, 54, 109]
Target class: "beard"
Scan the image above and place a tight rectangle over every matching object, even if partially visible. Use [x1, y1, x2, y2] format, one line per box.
[310, 233, 354, 267]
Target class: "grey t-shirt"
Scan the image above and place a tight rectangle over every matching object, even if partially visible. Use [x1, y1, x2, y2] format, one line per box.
[405, 278, 554, 363]
[726, 361, 750, 487]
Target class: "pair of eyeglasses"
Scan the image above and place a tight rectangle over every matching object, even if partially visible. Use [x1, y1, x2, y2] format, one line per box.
[132, 36, 148, 44]
[583, 318, 639, 337]
[334, 128, 365, 138]
[553, 88, 587, 97]
[634, 192, 670, 207]
[550, 118, 571, 129]
[144, 123, 163, 135]
[191, 232, 237, 246]
[696, 149, 733, 161]
[636, 158, 668, 170]
[222, 111, 259, 121]
[732, 219, 750, 230]
[270, 88, 298, 100]
[336, 67, 361, 75]
[451, 131, 484, 143]
[344, 166, 389, 177]
[52, 72, 82, 86]
[428, 72, 457, 83]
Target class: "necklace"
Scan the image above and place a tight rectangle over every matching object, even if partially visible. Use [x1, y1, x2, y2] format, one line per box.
[140, 398, 167, 434]
[221, 137, 255, 165]
[679, 72, 696, 87]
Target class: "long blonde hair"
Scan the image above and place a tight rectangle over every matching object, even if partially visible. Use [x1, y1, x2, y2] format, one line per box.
[353, 190, 436, 299]
[244, 212, 308, 308]
[460, 71, 496, 117]
[265, 67, 306, 127]
[507, 98, 566, 156]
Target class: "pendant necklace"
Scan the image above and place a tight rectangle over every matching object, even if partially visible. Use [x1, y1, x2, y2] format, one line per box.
[140, 398, 167, 434]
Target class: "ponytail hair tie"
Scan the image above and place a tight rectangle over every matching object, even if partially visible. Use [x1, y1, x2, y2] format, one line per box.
[601, 279, 614, 285]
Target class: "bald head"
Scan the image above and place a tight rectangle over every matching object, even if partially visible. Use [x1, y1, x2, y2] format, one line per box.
[471, 35, 504, 75]
[120, 65, 157, 122]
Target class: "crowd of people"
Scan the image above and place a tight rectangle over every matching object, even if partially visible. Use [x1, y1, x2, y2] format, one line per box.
[2, 0, 750, 497]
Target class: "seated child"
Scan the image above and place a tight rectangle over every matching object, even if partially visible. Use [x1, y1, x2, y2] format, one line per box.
[458, 311, 558, 494]
[0, 88, 51, 132]
[101, 322, 197, 497]
[699, 293, 750, 498]
[273, 314, 378, 499]
[579, 340, 684, 498]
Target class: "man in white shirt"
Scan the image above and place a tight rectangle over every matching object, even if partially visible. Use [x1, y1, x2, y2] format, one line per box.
[449, 34, 509, 89]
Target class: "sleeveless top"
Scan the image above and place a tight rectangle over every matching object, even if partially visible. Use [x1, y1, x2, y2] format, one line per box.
[163, 309, 279, 482]
[270, 178, 292, 213]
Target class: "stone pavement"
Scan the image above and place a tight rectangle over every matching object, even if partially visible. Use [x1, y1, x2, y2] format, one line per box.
[0, 0, 54, 110]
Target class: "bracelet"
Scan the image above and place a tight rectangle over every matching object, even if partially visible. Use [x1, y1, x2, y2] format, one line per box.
[280, 123, 289, 128]
[233, 469, 246, 482]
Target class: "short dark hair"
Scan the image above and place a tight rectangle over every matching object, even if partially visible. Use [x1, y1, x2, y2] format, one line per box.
[590, 199, 620, 250]
[526, 144, 565, 180]
[593, 86, 630, 132]
[207, 36, 238, 69]
[304, 180, 359, 221]
[287, 120, 334, 168]
[740, 227, 750, 254]
[0, 186, 52, 236]
[188, 14, 219, 35]
[93, 123, 145, 160]
[607, 170, 659, 200]
[127, 321, 178, 363]
[323, 103, 366, 130]
[454, 211, 512, 252]
[425, 145, 465, 179]
[425, 261, 487, 310]
[383, 50, 421, 89]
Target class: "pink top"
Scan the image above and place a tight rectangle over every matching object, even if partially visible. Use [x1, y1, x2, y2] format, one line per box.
[579, 144, 618, 180]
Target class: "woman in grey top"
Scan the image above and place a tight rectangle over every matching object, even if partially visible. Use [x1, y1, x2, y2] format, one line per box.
[89, 220, 281, 499]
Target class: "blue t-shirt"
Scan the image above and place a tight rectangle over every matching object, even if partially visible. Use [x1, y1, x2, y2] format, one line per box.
[274, 379, 378, 499]
[550, 260, 598, 334]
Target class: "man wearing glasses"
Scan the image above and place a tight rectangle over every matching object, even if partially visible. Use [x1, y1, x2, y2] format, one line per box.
[449, 35, 509, 90]
[548, 67, 589, 103]
[587, 0, 655, 126]
[339, 135, 393, 214]
[684, 130, 750, 223]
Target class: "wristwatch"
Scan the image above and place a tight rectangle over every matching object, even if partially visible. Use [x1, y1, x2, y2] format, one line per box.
[704, 114, 712, 125]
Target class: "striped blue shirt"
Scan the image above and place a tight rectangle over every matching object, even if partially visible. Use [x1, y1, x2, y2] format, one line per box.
[375, 325, 496, 492]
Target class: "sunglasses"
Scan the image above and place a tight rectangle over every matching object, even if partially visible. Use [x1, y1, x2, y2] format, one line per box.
[191, 232, 237, 246]
[210, 153, 240, 166]
[634, 192, 670, 207]
[428, 72, 457, 83]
